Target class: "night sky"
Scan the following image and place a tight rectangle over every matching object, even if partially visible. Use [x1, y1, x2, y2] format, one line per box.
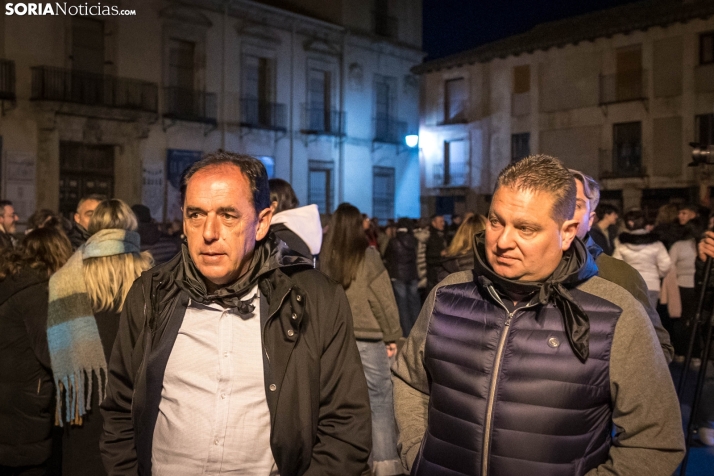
[422, 0, 645, 61]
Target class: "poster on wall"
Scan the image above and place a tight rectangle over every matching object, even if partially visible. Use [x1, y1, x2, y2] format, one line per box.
[2, 151, 36, 223]
[142, 163, 164, 222]
[165, 149, 203, 222]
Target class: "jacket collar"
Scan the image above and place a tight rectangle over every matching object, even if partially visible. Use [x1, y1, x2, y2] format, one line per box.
[471, 232, 598, 362]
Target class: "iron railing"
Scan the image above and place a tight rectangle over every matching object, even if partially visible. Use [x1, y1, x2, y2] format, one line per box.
[240, 97, 287, 131]
[31, 66, 157, 112]
[0, 59, 16, 101]
[599, 70, 648, 105]
[301, 105, 345, 136]
[163, 87, 217, 123]
[433, 162, 468, 187]
[373, 115, 407, 144]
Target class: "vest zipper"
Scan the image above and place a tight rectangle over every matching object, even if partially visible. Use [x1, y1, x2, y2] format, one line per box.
[482, 286, 537, 476]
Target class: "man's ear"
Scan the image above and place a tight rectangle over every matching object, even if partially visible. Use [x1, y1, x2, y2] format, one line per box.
[588, 211, 596, 230]
[560, 218, 579, 251]
[256, 207, 273, 241]
[73, 213, 80, 224]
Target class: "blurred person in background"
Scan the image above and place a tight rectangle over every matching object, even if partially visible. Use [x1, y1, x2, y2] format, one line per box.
[436, 215, 487, 282]
[613, 209, 671, 308]
[425, 214, 447, 295]
[268, 178, 322, 261]
[0, 200, 18, 250]
[667, 223, 699, 363]
[570, 170, 673, 362]
[0, 227, 72, 476]
[384, 217, 420, 337]
[590, 203, 619, 256]
[321, 203, 402, 476]
[652, 203, 683, 250]
[66, 195, 105, 250]
[438, 215, 488, 281]
[47, 199, 152, 476]
[363, 214, 379, 248]
[131, 204, 181, 266]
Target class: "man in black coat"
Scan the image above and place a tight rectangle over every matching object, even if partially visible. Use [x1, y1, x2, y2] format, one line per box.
[101, 152, 371, 475]
[425, 214, 447, 294]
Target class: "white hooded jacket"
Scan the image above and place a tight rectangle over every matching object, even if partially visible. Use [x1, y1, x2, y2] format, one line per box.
[270, 204, 323, 255]
[613, 229, 671, 292]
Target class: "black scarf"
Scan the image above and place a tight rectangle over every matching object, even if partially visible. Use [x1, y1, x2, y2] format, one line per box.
[175, 238, 279, 314]
[472, 232, 598, 362]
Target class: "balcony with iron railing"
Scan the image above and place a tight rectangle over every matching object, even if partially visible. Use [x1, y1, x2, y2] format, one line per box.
[0, 59, 16, 101]
[373, 115, 407, 144]
[31, 66, 157, 112]
[598, 147, 645, 179]
[433, 162, 468, 188]
[373, 12, 398, 39]
[301, 105, 345, 136]
[599, 70, 648, 105]
[162, 87, 216, 124]
[240, 97, 287, 131]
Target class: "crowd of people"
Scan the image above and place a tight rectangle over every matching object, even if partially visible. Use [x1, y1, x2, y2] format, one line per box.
[0, 150, 712, 475]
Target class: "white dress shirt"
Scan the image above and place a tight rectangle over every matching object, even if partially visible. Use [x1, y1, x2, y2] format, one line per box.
[152, 285, 279, 475]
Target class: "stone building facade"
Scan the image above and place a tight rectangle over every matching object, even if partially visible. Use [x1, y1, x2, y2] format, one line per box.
[0, 0, 423, 224]
[414, 0, 714, 219]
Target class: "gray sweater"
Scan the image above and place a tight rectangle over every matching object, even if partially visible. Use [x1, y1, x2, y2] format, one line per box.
[392, 271, 685, 475]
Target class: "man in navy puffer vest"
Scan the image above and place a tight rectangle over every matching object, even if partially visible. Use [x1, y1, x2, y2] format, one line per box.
[392, 155, 684, 476]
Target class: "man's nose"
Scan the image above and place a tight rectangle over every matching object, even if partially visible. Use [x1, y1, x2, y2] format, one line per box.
[496, 226, 516, 249]
[202, 214, 219, 242]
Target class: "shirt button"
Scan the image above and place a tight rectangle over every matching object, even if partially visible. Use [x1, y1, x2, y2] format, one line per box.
[214, 439, 219, 445]
[221, 394, 225, 399]
[223, 352, 228, 358]
[291, 313, 297, 320]
[287, 329, 294, 337]
[296, 294, 302, 302]
[269, 384, 277, 391]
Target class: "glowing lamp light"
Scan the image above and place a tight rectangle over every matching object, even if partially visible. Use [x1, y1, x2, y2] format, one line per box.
[405, 134, 419, 148]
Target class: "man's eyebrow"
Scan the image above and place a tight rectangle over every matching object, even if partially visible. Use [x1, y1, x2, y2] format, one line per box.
[513, 218, 543, 229]
[184, 206, 205, 214]
[216, 206, 240, 215]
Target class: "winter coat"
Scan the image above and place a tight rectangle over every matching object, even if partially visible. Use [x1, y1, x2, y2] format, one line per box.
[589, 225, 613, 256]
[100, 248, 371, 476]
[393, 238, 684, 475]
[270, 204, 323, 259]
[669, 238, 697, 288]
[0, 268, 54, 467]
[586, 234, 674, 363]
[425, 226, 447, 291]
[66, 222, 90, 251]
[345, 247, 403, 342]
[436, 251, 475, 283]
[613, 230, 671, 292]
[414, 228, 429, 289]
[384, 231, 418, 282]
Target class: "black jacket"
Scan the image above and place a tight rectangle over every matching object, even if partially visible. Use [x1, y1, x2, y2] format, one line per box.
[0, 268, 54, 467]
[384, 232, 418, 282]
[136, 223, 181, 266]
[66, 222, 90, 250]
[436, 251, 475, 283]
[425, 227, 447, 290]
[100, 248, 371, 475]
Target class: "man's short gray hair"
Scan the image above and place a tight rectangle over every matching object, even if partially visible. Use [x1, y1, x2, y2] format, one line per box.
[569, 169, 600, 211]
[495, 155, 576, 225]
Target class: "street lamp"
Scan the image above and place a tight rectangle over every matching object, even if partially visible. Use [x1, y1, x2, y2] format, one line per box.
[688, 142, 713, 167]
[405, 134, 419, 148]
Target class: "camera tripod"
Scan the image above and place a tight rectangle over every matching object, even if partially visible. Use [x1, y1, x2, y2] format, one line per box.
[677, 258, 714, 475]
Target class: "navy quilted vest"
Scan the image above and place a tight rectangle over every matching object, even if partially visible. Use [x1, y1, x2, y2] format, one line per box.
[412, 278, 619, 476]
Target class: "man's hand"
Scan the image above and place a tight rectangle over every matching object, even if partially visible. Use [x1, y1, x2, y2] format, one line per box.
[699, 231, 714, 261]
[386, 342, 398, 359]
